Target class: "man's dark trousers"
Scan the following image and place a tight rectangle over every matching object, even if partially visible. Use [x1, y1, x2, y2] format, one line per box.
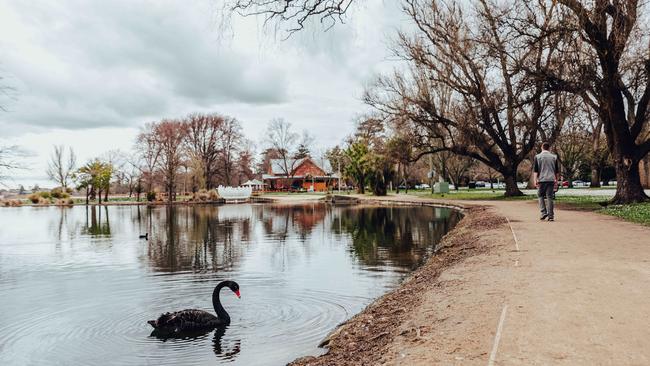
[538, 182, 555, 219]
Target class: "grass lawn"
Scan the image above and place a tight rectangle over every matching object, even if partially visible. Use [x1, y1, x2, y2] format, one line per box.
[407, 190, 533, 201]
[600, 203, 650, 226]
[407, 190, 650, 226]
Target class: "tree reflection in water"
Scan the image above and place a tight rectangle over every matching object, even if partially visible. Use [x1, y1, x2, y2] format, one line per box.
[332, 205, 462, 269]
[83, 205, 111, 236]
[146, 205, 252, 272]
[144, 204, 460, 273]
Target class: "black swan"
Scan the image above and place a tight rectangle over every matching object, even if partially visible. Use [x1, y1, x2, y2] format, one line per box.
[139, 233, 148, 239]
[148, 280, 240, 334]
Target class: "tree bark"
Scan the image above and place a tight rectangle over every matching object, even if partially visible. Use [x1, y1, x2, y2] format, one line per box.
[590, 163, 601, 188]
[612, 158, 648, 204]
[503, 174, 523, 197]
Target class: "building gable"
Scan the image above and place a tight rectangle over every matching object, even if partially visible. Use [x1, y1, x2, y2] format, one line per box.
[294, 158, 327, 176]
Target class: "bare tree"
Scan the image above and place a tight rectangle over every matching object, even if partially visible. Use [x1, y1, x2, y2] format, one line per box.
[46, 145, 76, 189]
[556, 123, 590, 187]
[0, 145, 21, 184]
[234, 140, 255, 185]
[217, 117, 244, 186]
[265, 118, 300, 188]
[136, 122, 162, 193]
[365, 0, 567, 196]
[538, 0, 650, 203]
[183, 113, 225, 189]
[154, 120, 187, 203]
[223, 0, 355, 35]
[431, 151, 475, 190]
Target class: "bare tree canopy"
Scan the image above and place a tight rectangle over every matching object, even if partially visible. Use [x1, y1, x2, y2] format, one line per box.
[365, 0, 567, 196]
[184, 113, 226, 189]
[154, 120, 188, 203]
[265, 118, 300, 178]
[0, 145, 21, 183]
[135, 122, 163, 193]
[224, 0, 355, 34]
[46, 145, 76, 189]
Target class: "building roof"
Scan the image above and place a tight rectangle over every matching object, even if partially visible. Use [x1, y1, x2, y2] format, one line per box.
[242, 179, 265, 186]
[269, 157, 335, 175]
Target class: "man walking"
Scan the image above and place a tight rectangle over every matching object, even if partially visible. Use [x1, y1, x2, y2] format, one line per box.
[533, 142, 560, 221]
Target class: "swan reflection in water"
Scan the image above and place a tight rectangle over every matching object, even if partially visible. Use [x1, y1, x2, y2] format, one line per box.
[150, 326, 241, 361]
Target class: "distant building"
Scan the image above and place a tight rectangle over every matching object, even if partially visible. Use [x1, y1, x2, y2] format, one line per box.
[262, 157, 339, 192]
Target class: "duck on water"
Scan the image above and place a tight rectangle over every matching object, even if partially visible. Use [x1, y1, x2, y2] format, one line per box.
[148, 281, 240, 335]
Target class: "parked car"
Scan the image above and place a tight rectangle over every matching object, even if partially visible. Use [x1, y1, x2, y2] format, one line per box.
[572, 180, 588, 187]
[474, 181, 486, 188]
[562, 181, 569, 187]
[415, 183, 430, 189]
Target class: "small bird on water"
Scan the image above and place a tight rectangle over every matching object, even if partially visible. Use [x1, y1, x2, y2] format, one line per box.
[139, 233, 148, 240]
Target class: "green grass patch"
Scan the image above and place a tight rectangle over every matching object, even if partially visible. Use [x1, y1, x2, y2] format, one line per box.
[407, 190, 534, 201]
[554, 196, 608, 210]
[600, 203, 650, 226]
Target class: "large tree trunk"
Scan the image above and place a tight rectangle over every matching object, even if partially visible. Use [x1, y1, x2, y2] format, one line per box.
[611, 158, 648, 204]
[503, 174, 523, 197]
[590, 163, 601, 188]
[358, 174, 365, 194]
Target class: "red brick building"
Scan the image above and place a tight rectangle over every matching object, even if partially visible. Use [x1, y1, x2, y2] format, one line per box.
[262, 158, 339, 192]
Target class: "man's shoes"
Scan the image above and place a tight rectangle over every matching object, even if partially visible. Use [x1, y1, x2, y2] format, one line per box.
[540, 214, 548, 220]
[548, 217, 554, 221]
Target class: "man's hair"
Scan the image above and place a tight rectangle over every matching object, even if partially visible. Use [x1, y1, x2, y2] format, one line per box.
[542, 142, 551, 150]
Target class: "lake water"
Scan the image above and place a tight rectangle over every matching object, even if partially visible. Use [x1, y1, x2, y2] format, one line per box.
[0, 203, 460, 366]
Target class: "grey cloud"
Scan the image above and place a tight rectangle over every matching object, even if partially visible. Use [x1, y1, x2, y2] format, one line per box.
[0, 0, 288, 130]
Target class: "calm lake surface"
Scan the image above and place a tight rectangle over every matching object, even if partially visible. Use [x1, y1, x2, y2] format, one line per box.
[0, 203, 460, 366]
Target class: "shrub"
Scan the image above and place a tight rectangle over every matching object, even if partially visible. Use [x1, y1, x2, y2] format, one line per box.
[208, 189, 219, 201]
[146, 191, 157, 202]
[2, 200, 22, 207]
[51, 188, 70, 199]
[38, 191, 51, 199]
[28, 193, 40, 204]
[67, 198, 74, 205]
[192, 189, 209, 201]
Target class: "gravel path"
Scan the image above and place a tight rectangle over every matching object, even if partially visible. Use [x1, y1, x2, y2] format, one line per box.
[290, 194, 650, 365]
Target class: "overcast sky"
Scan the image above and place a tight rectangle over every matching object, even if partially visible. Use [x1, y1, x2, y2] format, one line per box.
[0, 0, 407, 188]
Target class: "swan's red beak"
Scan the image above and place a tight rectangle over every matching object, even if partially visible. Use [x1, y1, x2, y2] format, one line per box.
[234, 290, 241, 299]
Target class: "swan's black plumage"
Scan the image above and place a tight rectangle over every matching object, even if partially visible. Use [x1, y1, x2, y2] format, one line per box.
[148, 280, 240, 334]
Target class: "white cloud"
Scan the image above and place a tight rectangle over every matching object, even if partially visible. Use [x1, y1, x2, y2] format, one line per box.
[0, 0, 408, 188]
